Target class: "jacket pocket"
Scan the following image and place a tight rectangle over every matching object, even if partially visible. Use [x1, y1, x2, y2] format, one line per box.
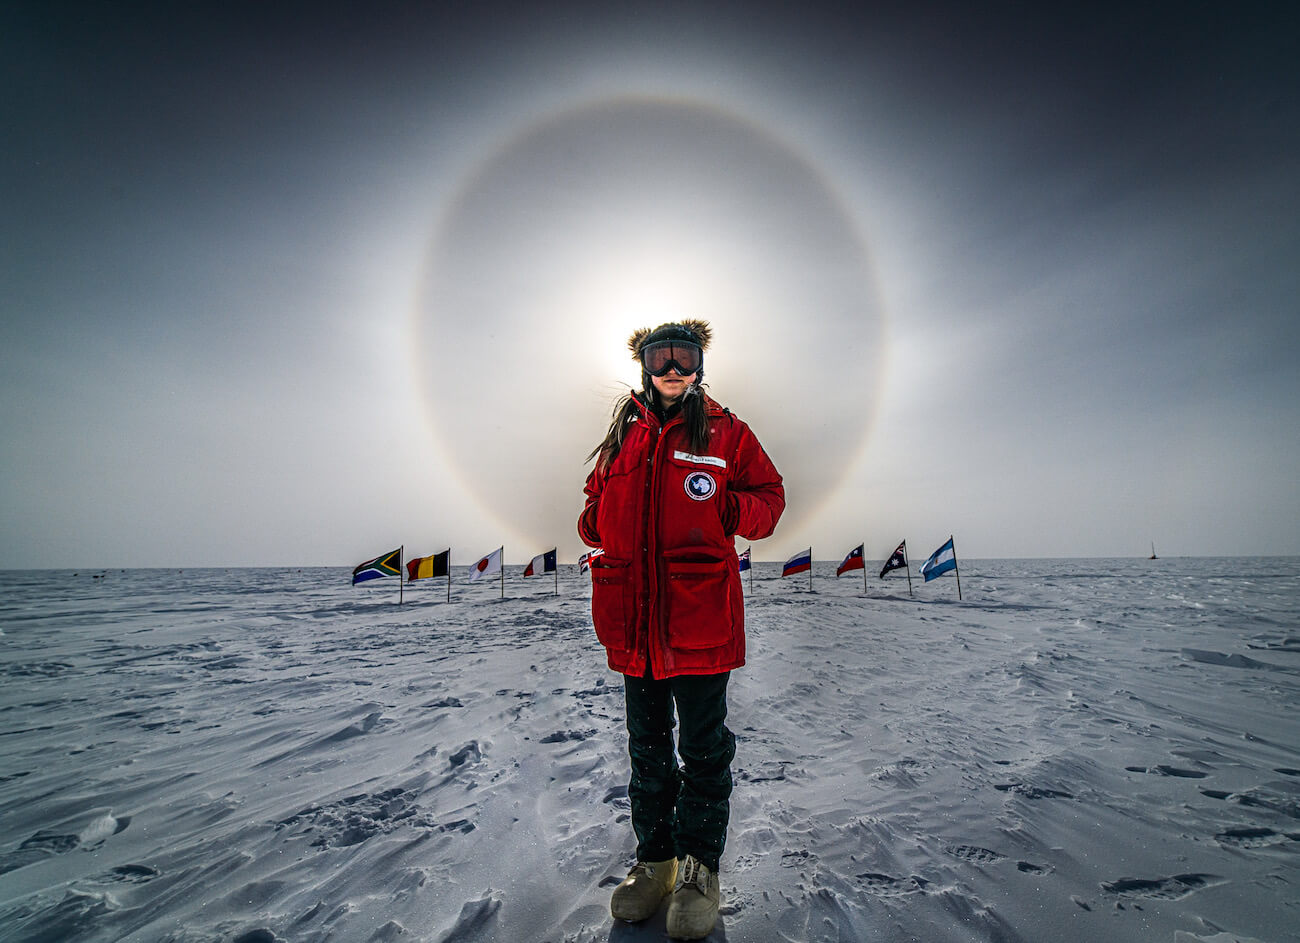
[666, 452, 730, 508]
[590, 558, 633, 650]
[664, 557, 734, 650]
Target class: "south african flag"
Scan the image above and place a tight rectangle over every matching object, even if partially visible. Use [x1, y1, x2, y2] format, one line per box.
[352, 547, 402, 584]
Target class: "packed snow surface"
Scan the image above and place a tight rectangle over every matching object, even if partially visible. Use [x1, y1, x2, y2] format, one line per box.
[1, 558, 1298, 942]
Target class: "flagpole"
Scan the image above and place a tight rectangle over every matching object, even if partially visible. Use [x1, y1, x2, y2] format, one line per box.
[904, 540, 913, 596]
[399, 545, 404, 605]
[554, 550, 559, 596]
[809, 546, 813, 593]
[500, 546, 505, 600]
[862, 541, 868, 595]
[447, 548, 452, 603]
[748, 547, 753, 594]
[951, 536, 962, 601]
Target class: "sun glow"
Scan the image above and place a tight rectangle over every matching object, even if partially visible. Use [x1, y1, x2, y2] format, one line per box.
[411, 94, 886, 556]
[568, 249, 727, 391]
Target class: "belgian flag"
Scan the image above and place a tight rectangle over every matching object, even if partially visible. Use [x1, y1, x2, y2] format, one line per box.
[407, 549, 450, 582]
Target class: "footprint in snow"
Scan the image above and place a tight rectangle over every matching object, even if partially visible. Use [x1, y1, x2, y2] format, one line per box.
[994, 783, 1073, 800]
[856, 872, 929, 896]
[1125, 764, 1208, 779]
[1017, 860, 1053, 874]
[277, 787, 474, 848]
[1100, 873, 1225, 900]
[0, 814, 130, 875]
[448, 741, 482, 766]
[424, 697, 463, 709]
[1215, 826, 1298, 849]
[540, 729, 597, 744]
[780, 848, 816, 868]
[100, 864, 161, 884]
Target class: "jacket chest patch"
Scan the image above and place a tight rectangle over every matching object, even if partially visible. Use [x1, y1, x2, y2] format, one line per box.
[684, 471, 717, 501]
[673, 450, 727, 469]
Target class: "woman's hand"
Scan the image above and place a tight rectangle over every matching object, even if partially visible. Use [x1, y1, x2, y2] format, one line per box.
[720, 491, 740, 536]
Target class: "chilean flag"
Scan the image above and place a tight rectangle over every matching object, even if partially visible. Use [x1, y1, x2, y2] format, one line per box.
[836, 544, 865, 577]
[782, 548, 812, 577]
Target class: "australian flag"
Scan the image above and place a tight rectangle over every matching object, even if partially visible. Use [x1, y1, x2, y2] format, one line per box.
[880, 540, 908, 579]
[738, 547, 752, 572]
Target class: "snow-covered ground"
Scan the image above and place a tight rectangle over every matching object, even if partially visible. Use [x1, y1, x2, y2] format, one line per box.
[1, 558, 1297, 942]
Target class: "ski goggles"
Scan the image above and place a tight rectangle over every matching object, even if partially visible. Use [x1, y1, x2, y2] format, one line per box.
[640, 339, 703, 377]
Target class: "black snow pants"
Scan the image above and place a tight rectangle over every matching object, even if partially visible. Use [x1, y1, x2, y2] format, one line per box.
[622, 671, 735, 874]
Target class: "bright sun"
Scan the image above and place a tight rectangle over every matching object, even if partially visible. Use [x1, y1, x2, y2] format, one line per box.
[569, 247, 723, 391]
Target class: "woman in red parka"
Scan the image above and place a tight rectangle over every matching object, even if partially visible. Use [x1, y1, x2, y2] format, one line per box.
[578, 320, 785, 939]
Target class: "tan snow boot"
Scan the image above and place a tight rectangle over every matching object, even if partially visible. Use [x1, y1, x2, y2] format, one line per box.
[610, 857, 678, 922]
[666, 855, 721, 940]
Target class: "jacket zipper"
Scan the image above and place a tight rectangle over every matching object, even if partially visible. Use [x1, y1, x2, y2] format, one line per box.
[644, 414, 680, 679]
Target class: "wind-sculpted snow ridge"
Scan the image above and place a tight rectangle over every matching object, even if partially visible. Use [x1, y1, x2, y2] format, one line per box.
[0, 558, 1297, 942]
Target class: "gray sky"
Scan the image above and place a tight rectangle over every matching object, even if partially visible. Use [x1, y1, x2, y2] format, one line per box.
[3, 1, 1297, 568]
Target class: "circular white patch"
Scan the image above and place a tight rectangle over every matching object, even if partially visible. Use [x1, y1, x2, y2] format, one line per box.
[685, 471, 717, 501]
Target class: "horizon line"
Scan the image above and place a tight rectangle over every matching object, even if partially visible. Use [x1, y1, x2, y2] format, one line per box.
[6, 553, 1299, 572]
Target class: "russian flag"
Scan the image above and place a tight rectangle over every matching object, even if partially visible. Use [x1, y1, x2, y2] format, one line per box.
[782, 548, 812, 577]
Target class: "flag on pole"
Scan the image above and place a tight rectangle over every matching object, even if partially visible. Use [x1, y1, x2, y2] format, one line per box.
[879, 541, 908, 579]
[469, 547, 503, 582]
[782, 548, 812, 577]
[353, 547, 402, 584]
[920, 537, 958, 582]
[406, 549, 450, 582]
[524, 548, 557, 577]
[738, 547, 752, 572]
[579, 548, 604, 574]
[836, 544, 865, 577]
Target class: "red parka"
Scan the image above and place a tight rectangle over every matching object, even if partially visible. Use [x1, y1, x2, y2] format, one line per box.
[578, 392, 785, 679]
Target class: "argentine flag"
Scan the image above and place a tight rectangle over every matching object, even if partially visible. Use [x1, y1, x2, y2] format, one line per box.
[920, 537, 957, 582]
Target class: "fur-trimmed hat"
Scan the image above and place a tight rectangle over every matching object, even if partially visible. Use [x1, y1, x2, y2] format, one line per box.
[627, 320, 713, 359]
